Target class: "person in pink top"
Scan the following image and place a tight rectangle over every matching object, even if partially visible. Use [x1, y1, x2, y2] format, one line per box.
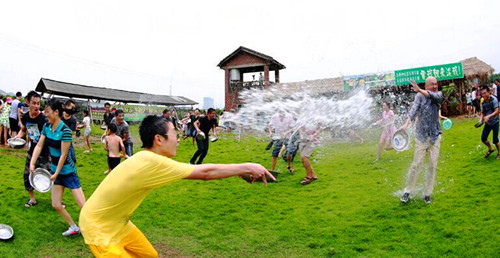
[375, 102, 396, 162]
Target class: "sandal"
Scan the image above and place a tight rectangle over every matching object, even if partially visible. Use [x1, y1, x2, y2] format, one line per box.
[484, 149, 495, 158]
[287, 166, 295, 174]
[301, 177, 314, 185]
[25, 200, 38, 207]
[496, 154, 500, 160]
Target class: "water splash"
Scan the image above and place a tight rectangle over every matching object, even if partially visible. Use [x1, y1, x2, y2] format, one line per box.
[224, 86, 375, 138]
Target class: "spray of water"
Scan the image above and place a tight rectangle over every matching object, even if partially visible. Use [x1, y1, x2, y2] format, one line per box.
[224, 85, 375, 140]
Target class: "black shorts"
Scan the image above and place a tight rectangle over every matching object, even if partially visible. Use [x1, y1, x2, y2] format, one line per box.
[107, 156, 121, 171]
[473, 99, 480, 109]
[24, 153, 51, 191]
[9, 118, 20, 132]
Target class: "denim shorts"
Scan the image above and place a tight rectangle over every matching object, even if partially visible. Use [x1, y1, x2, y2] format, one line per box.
[54, 172, 81, 189]
[272, 139, 283, 157]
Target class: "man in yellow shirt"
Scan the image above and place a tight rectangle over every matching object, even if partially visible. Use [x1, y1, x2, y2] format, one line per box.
[79, 115, 273, 257]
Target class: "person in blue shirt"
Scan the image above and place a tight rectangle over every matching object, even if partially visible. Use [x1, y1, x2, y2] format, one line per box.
[400, 77, 444, 204]
[30, 98, 86, 237]
[478, 85, 499, 159]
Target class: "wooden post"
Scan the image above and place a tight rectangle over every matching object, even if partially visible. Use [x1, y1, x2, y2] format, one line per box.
[264, 64, 270, 89]
[225, 68, 230, 111]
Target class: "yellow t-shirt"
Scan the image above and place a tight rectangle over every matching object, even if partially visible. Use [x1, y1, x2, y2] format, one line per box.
[79, 150, 194, 246]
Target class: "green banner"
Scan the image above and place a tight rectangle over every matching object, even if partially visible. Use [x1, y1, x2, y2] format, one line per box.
[395, 62, 463, 86]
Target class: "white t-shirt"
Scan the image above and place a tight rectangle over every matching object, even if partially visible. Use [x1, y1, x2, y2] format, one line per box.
[268, 113, 294, 138]
[9, 99, 20, 119]
[471, 90, 477, 100]
[493, 84, 498, 96]
[83, 116, 91, 130]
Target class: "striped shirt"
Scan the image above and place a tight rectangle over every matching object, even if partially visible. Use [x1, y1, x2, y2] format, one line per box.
[41, 121, 76, 175]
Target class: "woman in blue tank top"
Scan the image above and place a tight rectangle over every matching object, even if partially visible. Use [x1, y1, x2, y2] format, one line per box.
[30, 98, 87, 237]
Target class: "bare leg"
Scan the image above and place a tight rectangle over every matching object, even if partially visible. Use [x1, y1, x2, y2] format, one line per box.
[301, 156, 315, 178]
[271, 157, 277, 171]
[384, 139, 393, 150]
[376, 139, 384, 162]
[51, 185, 76, 226]
[483, 140, 494, 152]
[28, 190, 36, 203]
[3, 127, 8, 146]
[287, 154, 295, 173]
[85, 136, 92, 151]
[71, 188, 86, 209]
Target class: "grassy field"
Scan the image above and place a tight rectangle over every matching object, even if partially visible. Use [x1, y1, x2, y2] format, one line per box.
[0, 118, 498, 257]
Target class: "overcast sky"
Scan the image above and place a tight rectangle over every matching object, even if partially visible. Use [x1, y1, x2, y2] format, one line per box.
[1, 0, 498, 108]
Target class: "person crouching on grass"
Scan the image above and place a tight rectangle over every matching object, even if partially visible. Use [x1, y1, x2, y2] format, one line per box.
[79, 115, 274, 257]
[104, 123, 128, 174]
[30, 98, 86, 236]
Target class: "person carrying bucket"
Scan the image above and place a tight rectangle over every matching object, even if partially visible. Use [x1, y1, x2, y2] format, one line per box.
[399, 77, 443, 204]
[14, 91, 51, 208]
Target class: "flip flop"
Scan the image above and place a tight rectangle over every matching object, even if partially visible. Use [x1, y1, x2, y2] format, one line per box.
[25, 200, 38, 207]
[484, 149, 495, 158]
[301, 176, 317, 185]
[287, 166, 295, 174]
[301, 177, 313, 185]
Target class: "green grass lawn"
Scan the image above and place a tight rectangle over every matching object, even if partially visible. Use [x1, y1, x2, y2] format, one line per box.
[0, 118, 498, 257]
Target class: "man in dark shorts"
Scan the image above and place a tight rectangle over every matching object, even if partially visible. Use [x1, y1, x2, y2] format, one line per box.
[190, 108, 217, 164]
[14, 91, 51, 207]
[104, 123, 127, 173]
[479, 85, 499, 159]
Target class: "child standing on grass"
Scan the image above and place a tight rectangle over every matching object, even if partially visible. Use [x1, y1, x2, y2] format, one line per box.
[79, 110, 92, 153]
[104, 123, 128, 174]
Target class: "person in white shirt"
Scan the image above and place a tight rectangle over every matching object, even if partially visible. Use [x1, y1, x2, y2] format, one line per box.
[268, 111, 294, 171]
[79, 110, 92, 153]
[471, 86, 478, 116]
[492, 80, 498, 98]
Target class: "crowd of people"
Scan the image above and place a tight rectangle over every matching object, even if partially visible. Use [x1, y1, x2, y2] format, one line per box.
[2, 78, 498, 256]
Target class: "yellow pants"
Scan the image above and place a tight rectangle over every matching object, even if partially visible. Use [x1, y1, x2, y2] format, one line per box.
[89, 224, 158, 258]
